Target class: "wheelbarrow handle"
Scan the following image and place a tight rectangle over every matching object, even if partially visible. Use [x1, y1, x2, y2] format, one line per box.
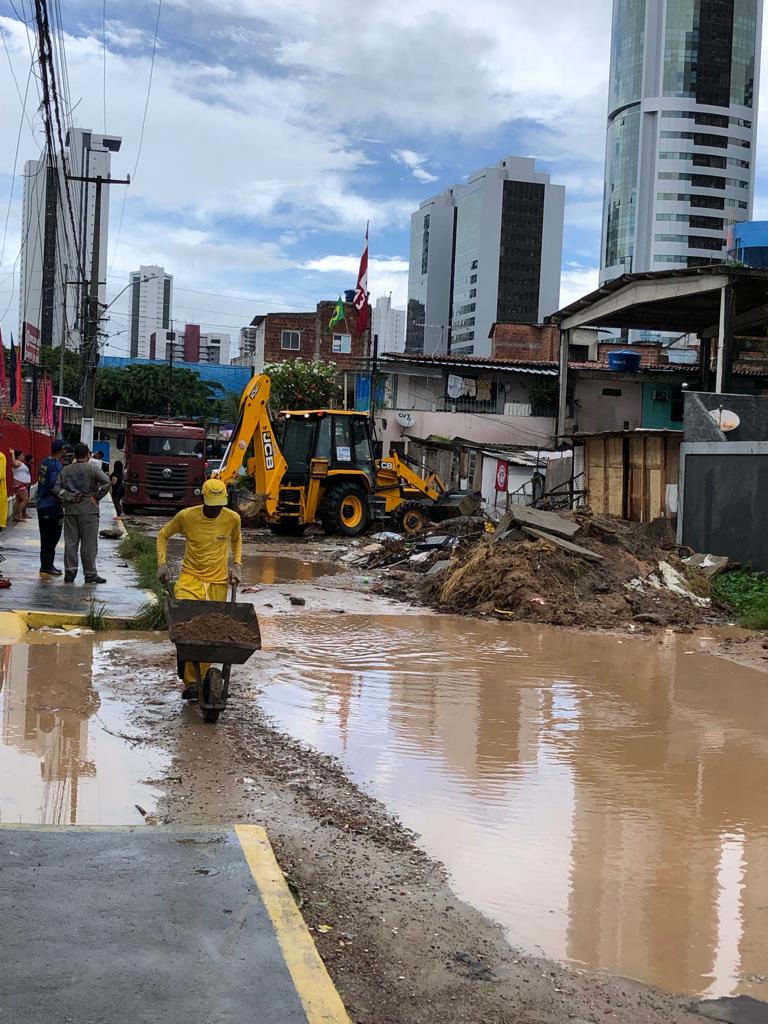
[230, 582, 238, 605]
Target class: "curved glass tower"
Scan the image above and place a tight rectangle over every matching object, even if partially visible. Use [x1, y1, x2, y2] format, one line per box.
[600, 0, 762, 283]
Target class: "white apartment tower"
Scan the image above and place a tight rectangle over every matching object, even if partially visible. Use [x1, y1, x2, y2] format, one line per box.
[601, 0, 762, 282]
[19, 129, 122, 351]
[373, 296, 405, 353]
[405, 157, 565, 358]
[129, 265, 173, 358]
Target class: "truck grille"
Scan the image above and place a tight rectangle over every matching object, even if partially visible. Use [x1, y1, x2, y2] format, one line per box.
[146, 464, 190, 499]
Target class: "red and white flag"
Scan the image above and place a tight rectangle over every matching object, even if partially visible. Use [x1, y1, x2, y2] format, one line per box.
[353, 222, 369, 333]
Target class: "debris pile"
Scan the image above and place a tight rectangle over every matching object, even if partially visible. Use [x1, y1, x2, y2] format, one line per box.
[362, 506, 724, 630]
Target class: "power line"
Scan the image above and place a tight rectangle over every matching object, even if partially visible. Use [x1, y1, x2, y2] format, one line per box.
[104, 274, 318, 313]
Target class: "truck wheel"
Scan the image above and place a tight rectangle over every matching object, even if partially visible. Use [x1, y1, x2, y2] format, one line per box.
[268, 522, 308, 537]
[395, 501, 430, 536]
[319, 482, 370, 537]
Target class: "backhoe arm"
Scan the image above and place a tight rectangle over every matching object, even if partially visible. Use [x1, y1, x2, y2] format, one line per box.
[214, 373, 287, 515]
[377, 452, 445, 501]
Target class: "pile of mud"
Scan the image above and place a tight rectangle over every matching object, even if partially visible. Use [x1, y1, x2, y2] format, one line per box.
[170, 612, 260, 646]
[417, 515, 719, 629]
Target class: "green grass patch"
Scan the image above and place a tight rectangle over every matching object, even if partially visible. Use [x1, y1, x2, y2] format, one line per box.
[119, 528, 167, 630]
[712, 569, 768, 629]
[84, 597, 109, 631]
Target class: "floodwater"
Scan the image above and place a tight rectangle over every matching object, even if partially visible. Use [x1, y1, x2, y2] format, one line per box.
[254, 614, 768, 999]
[0, 636, 166, 826]
[165, 535, 340, 584]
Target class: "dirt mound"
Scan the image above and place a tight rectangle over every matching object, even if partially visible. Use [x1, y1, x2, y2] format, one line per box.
[170, 612, 260, 646]
[418, 515, 717, 630]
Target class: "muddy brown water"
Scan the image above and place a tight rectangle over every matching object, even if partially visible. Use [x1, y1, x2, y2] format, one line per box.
[0, 636, 167, 826]
[252, 614, 768, 1000]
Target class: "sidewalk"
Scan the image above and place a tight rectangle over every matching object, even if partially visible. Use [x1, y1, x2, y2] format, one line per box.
[0, 502, 150, 624]
[0, 824, 349, 1024]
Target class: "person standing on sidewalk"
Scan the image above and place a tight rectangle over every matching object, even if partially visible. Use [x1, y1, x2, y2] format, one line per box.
[110, 460, 125, 520]
[53, 442, 111, 584]
[37, 439, 67, 577]
[10, 449, 31, 522]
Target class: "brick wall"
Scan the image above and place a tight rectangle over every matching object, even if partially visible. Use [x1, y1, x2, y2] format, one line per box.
[596, 343, 668, 368]
[262, 302, 371, 371]
[490, 323, 560, 362]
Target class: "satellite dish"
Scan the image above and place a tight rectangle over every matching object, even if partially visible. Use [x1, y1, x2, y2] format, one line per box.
[709, 408, 740, 432]
[396, 411, 415, 428]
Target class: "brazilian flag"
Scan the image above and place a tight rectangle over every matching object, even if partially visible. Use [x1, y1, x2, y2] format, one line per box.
[329, 296, 345, 329]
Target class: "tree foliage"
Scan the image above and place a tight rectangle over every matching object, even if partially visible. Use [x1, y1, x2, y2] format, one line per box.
[95, 364, 224, 416]
[264, 359, 342, 412]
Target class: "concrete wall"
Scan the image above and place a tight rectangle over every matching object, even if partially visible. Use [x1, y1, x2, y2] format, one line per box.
[381, 409, 555, 455]
[573, 380, 643, 433]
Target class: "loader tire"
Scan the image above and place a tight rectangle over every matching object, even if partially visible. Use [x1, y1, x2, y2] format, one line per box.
[319, 482, 370, 537]
[394, 501, 430, 536]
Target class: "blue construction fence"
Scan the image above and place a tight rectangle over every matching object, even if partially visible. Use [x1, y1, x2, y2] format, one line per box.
[100, 356, 254, 396]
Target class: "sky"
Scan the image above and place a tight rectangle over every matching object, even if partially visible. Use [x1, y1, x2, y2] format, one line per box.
[1, 0, 768, 357]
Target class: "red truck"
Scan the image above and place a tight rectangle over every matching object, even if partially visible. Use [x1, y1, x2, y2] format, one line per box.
[123, 418, 207, 513]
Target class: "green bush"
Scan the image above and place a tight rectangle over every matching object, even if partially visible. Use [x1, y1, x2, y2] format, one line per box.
[712, 569, 768, 629]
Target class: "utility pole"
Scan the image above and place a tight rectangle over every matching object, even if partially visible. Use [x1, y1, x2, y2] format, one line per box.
[369, 332, 379, 420]
[67, 172, 130, 448]
[58, 263, 67, 399]
[167, 320, 175, 417]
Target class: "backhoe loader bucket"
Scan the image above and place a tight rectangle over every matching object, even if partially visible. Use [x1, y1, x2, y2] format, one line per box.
[229, 488, 268, 522]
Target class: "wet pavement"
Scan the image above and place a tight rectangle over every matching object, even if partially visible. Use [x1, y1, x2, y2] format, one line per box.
[0, 635, 167, 824]
[253, 613, 768, 1000]
[0, 508, 150, 621]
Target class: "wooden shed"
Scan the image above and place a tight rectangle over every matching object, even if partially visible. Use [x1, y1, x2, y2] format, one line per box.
[576, 430, 682, 522]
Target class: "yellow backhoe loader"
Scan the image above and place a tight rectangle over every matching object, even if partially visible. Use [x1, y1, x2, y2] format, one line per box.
[214, 373, 477, 537]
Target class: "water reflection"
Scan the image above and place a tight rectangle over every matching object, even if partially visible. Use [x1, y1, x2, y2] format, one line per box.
[254, 616, 768, 998]
[0, 638, 162, 825]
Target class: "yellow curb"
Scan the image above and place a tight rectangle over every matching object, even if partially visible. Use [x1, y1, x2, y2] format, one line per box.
[236, 824, 351, 1024]
[0, 611, 29, 640]
[14, 610, 136, 630]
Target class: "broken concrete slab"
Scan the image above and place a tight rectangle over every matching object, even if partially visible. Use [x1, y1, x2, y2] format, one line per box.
[426, 560, 452, 576]
[521, 527, 604, 562]
[682, 553, 730, 578]
[509, 505, 581, 539]
[694, 996, 768, 1024]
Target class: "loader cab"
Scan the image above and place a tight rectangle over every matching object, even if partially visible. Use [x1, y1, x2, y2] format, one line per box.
[278, 411, 376, 488]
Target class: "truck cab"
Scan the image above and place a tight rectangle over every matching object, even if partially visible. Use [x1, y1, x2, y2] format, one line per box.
[123, 419, 207, 513]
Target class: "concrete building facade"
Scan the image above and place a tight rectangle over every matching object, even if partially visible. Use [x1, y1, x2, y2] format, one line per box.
[19, 129, 122, 352]
[128, 265, 173, 359]
[373, 295, 405, 353]
[150, 324, 231, 364]
[601, 0, 762, 283]
[405, 157, 565, 359]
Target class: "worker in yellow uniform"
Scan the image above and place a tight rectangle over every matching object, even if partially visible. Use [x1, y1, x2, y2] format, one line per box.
[156, 478, 243, 699]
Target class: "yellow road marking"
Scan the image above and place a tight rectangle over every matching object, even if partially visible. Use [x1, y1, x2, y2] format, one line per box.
[236, 824, 351, 1024]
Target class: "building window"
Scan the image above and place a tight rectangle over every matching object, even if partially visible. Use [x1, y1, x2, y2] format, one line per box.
[332, 333, 351, 354]
[281, 330, 300, 350]
[602, 388, 622, 397]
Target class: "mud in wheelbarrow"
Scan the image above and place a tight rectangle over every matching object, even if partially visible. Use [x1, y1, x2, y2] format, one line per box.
[166, 594, 261, 723]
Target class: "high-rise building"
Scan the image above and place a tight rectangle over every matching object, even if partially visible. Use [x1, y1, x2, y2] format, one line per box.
[601, 0, 762, 283]
[128, 265, 173, 358]
[404, 158, 565, 358]
[373, 296, 405, 353]
[19, 129, 122, 352]
[727, 220, 768, 266]
[238, 317, 265, 360]
[150, 324, 231, 364]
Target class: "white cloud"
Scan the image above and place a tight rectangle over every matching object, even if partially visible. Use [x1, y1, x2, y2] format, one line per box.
[393, 149, 439, 184]
[301, 255, 409, 308]
[559, 266, 600, 309]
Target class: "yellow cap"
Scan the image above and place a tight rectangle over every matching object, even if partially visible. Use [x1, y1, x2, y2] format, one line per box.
[202, 478, 228, 506]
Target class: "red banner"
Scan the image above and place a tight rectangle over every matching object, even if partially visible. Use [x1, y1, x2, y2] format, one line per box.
[495, 459, 508, 492]
[22, 322, 40, 365]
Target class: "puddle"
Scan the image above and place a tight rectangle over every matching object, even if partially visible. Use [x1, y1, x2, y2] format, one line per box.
[0, 636, 167, 825]
[164, 536, 339, 584]
[253, 614, 768, 999]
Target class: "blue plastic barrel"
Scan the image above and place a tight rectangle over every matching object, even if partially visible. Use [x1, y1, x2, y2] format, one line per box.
[607, 350, 642, 372]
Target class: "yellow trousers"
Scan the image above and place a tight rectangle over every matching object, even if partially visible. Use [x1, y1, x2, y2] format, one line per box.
[175, 572, 228, 685]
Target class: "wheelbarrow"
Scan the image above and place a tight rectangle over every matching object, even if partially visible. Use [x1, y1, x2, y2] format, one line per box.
[165, 583, 261, 723]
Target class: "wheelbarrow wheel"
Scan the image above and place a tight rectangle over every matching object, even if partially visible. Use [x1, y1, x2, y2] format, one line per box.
[201, 667, 224, 724]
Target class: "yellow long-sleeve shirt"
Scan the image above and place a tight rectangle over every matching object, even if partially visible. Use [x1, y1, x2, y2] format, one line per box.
[156, 506, 242, 583]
